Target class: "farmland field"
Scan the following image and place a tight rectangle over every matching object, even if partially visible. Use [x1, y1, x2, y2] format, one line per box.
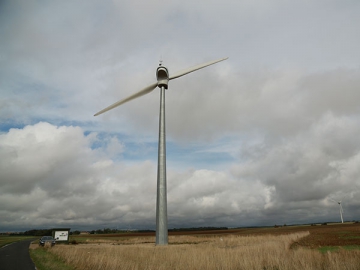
[69, 222, 360, 249]
[30, 223, 360, 270]
[0, 235, 33, 248]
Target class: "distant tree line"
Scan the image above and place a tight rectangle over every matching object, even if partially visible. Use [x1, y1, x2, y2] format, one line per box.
[9, 229, 53, 236]
[87, 228, 156, 234]
[169, 227, 228, 232]
[88, 228, 128, 234]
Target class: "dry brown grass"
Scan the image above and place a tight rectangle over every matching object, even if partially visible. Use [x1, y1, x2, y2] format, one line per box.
[48, 232, 360, 270]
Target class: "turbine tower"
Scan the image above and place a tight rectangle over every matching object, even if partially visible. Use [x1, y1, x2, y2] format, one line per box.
[94, 57, 228, 245]
[330, 198, 344, 223]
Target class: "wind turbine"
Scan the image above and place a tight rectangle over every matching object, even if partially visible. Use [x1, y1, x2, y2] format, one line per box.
[330, 198, 344, 223]
[94, 57, 228, 245]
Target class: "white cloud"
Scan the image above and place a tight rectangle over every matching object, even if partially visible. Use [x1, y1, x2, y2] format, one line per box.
[231, 112, 360, 210]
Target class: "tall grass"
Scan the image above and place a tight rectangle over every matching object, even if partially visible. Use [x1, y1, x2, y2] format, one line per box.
[29, 244, 76, 270]
[48, 232, 360, 270]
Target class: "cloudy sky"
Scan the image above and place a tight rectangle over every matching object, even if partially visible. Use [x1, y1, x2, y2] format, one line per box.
[1, 0, 360, 232]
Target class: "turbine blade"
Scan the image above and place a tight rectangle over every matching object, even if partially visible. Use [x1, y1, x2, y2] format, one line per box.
[169, 57, 228, 80]
[94, 82, 158, 116]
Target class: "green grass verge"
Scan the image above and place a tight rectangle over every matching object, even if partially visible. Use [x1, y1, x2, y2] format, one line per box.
[340, 236, 360, 239]
[0, 235, 34, 248]
[29, 246, 76, 270]
[318, 246, 339, 253]
[343, 245, 360, 251]
[338, 231, 360, 239]
[318, 245, 360, 253]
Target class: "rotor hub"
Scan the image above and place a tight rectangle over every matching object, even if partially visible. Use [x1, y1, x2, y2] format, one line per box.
[156, 66, 169, 89]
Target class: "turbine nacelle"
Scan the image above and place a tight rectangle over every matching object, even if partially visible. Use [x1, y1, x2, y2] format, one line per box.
[156, 66, 169, 89]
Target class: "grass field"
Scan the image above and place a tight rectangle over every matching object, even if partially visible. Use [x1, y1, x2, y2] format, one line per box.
[0, 235, 33, 248]
[29, 223, 360, 270]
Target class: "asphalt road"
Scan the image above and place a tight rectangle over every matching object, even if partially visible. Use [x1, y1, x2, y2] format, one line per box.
[0, 239, 36, 270]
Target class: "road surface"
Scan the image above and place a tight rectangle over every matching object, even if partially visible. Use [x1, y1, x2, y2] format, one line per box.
[0, 239, 36, 270]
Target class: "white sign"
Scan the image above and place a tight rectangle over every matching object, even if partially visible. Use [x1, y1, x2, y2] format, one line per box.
[54, 231, 69, 241]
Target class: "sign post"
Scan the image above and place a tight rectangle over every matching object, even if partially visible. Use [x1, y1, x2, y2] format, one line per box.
[52, 228, 70, 243]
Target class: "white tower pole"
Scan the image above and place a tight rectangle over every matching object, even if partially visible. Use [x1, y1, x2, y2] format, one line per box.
[156, 86, 168, 245]
[339, 203, 344, 223]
